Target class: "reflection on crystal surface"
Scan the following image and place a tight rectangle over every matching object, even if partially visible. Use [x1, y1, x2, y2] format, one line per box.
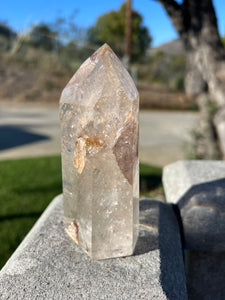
[60, 44, 139, 259]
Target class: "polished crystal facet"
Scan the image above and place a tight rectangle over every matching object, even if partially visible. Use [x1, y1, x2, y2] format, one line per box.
[60, 44, 139, 259]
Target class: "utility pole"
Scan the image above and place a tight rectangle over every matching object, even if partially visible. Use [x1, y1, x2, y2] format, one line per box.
[124, 0, 132, 69]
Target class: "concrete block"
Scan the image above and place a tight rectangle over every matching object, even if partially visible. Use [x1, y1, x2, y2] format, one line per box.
[163, 160, 225, 251]
[186, 250, 225, 300]
[0, 195, 187, 300]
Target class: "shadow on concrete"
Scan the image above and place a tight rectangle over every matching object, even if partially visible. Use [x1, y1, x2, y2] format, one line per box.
[134, 199, 187, 299]
[158, 200, 187, 299]
[175, 178, 225, 300]
[134, 200, 160, 254]
[177, 178, 225, 251]
[186, 250, 225, 300]
[0, 125, 49, 151]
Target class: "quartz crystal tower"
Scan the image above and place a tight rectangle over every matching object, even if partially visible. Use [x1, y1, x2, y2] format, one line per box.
[60, 44, 139, 259]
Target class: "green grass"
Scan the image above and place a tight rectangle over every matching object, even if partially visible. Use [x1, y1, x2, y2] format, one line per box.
[140, 163, 164, 199]
[0, 156, 162, 269]
[0, 156, 62, 269]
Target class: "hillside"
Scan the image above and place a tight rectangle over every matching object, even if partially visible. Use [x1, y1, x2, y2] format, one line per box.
[148, 38, 185, 56]
[0, 42, 196, 110]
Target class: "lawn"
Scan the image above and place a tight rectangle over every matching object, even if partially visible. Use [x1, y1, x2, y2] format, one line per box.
[0, 156, 163, 269]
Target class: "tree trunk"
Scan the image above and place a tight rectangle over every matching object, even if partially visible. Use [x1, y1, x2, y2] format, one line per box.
[185, 52, 207, 96]
[157, 0, 225, 106]
[183, 39, 225, 106]
[157, 0, 225, 158]
[196, 94, 219, 159]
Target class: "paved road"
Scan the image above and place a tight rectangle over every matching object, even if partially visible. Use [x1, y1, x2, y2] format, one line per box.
[0, 105, 198, 167]
[139, 110, 198, 166]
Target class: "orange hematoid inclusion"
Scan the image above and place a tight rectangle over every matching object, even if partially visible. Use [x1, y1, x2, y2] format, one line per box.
[73, 135, 104, 174]
[73, 110, 133, 175]
[66, 220, 79, 244]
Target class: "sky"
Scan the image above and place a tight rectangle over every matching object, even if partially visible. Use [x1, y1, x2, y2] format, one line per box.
[0, 0, 225, 46]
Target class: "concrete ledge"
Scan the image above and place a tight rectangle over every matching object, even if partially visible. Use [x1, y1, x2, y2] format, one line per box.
[0, 195, 187, 299]
[163, 160, 225, 251]
[186, 250, 225, 300]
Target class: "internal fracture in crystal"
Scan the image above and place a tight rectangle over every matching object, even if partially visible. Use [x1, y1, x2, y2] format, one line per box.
[60, 43, 139, 259]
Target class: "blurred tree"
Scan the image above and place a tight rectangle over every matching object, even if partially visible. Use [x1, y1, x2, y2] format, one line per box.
[58, 41, 93, 70]
[0, 22, 16, 51]
[221, 33, 225, 48]
[124, 0, 132, 66]
[53, 11, 80, 43]
[51, 10, 88, 48]
[0, 22, 15, 39]
[88, 3, 152, 61]
[157, 0, 225, 159]
[49, 12, 92, 70]
[157, 0, 225, 106]
[29, 23, 58, 51]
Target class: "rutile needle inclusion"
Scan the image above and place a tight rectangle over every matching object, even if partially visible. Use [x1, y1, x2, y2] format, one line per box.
[59, 43, 139, 260]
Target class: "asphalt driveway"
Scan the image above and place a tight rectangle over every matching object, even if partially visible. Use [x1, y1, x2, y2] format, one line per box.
[0, 105, 198, 167]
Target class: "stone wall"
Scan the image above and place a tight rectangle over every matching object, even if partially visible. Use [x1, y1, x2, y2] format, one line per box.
[163, 160, 225, 299]
[0, 160, 224, 299]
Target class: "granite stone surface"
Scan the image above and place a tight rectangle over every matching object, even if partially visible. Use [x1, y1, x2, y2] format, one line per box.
[186, 250, 225, 300]
[163, 160, 225, 251]
[0, 195, 187, 300]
